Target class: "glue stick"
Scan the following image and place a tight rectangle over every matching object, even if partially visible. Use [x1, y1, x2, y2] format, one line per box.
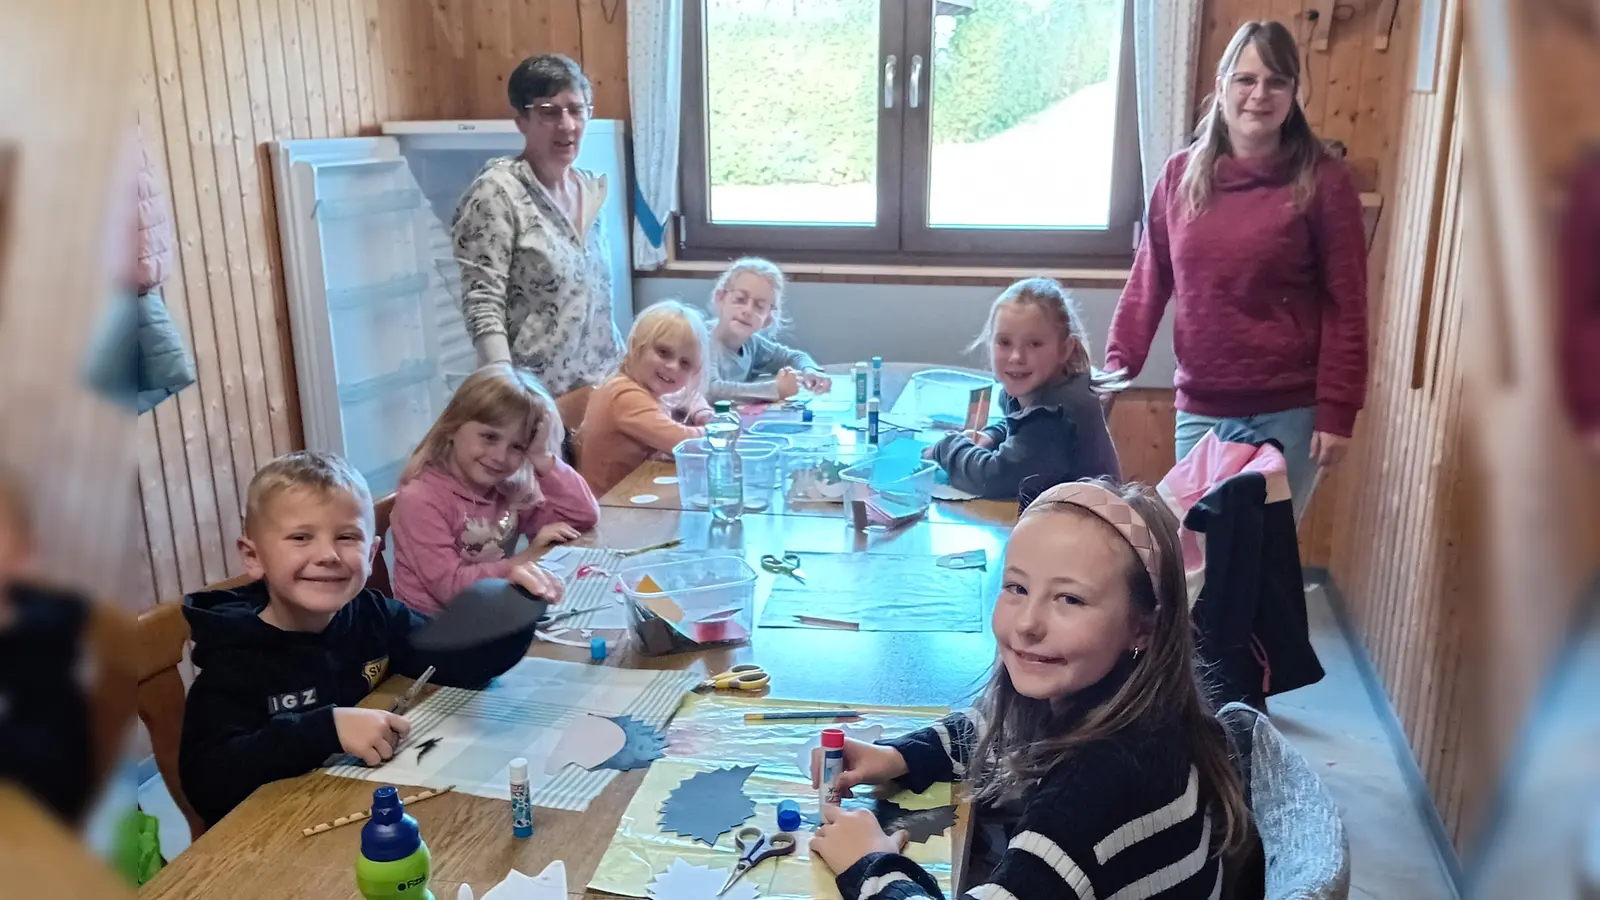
[818, 728, 846, 807]
[509, 757, 533, 838]
[853, 363, 868, 419]
[870, 356, 883, 401]
[866, 397, 880, 446]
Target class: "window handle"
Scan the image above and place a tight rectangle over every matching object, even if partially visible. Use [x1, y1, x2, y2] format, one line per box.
[909, 55, 924, 109]
[883, 54, 896, 109]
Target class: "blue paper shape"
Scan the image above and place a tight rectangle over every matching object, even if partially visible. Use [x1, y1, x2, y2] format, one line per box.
[598, 715, 667, 771]
[659, 765, 758, 846]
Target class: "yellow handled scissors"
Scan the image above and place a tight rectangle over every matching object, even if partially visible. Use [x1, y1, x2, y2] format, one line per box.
[697, 663, 771, 692]
[760, 552, 806, 584]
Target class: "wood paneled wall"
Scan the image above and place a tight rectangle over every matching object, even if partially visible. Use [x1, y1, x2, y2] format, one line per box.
[0, 2, 142, 604]
[132, 0, 628, 610]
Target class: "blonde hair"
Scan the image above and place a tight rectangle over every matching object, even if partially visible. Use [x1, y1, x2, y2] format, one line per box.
[399, 362, 554, 507]
[245, 451, 373, 536]
[621, 299, 712, 397]
[974, 481, 1255, 864]
[969, 277, 1128, 395]
[711, 257, 789, 334]
[1179, 20, 1323, 219]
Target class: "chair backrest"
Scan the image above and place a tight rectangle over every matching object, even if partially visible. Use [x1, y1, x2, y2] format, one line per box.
[1218, 702, 1351, 900]
[369, 491, 397, 596]
[136, 600, 207, 842]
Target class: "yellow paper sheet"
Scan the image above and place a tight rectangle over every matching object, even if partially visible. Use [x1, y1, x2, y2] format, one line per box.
[588, 694, 960, 898]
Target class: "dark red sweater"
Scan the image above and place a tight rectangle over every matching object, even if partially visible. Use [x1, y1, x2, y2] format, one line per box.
[1106, 149, 1370, 436]
[1561, 154, 1600, 433]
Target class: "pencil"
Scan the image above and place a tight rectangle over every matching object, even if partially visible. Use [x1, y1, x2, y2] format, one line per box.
[618, 538, 684, 557]
[744, 710, 860, 723]
[796, 615, 860, 631]
[300, 785, 456, 837]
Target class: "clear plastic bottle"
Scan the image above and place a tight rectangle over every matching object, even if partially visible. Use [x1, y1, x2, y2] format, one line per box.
[706, 401, 744, 523]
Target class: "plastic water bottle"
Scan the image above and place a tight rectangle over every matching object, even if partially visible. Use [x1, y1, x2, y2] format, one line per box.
[356, 786, 434, 899]
[706, 401, 744, 523]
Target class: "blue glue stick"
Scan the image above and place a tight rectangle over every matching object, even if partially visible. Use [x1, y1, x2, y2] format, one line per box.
[818, 728, 845, 806]
[509, 757, 533, 838]
[853, 362, 868, 419]
[871, 356, 883, 401]
[866, 397, 880, 446]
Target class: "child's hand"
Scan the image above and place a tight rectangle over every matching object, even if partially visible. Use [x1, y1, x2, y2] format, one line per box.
[810, 805, 909, 874]
[775, 368, 801, 400]
[509, 561, 565, 605]
[965, 429, 995, 449]
[810, 739, 909, 796]
[529, 410, 560, 475]
[689, 406, 715, 426]
[334, 708, 411, 766]
[533, 521, 581, 550]
[800, 371, 832, 393]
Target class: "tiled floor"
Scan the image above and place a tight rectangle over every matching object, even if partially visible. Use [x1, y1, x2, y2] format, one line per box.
[137, 585, 1460, 898]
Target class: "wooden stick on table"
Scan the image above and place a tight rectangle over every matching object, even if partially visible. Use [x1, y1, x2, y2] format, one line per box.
[300, 785, 456, 837]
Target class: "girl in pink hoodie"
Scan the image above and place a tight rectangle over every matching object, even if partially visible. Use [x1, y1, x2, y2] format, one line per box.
[389, 363, 600, 614]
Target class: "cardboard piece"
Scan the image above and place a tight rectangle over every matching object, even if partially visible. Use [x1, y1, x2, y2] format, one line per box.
[645, 859, 757, 900]
[659, 765, 758, 846]
[410, 579, 549, 652]
[599, 715, 667, 771]
[936, 550, 987, 570]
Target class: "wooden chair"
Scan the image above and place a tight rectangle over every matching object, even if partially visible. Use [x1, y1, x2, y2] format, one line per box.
[369, 491, 396, 596]
[136, 574, 251, 843]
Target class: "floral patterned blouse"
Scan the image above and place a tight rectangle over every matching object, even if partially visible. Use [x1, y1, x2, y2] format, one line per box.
[451, 156, 623, 396]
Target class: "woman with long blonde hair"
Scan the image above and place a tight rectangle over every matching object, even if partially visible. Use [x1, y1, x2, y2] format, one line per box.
[1105, 20, 1369, 520]
[388, 362, 599, 614]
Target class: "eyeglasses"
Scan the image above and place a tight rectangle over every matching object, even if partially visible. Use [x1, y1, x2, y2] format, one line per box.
[1226, 72, 1295, 95]
[525, 102, 593, 125]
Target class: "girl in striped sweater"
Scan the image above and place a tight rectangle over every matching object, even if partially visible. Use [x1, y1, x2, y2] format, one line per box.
[809, 481, 1258, 900]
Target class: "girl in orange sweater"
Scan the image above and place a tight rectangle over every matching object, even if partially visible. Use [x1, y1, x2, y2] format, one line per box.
[577, 300, 714, 495]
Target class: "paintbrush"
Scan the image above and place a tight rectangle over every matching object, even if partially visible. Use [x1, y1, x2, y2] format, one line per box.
[617, 538, 684, 557]
[300, 785, 456, 837]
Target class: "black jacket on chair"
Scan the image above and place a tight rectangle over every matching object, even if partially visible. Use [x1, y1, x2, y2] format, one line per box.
[1186, 422, 1324, 709]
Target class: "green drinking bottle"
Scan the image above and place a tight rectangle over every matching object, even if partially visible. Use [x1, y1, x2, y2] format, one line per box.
[356, 786, 434, 900]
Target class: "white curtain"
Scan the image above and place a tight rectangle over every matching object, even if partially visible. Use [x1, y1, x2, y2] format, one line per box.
[1131, 0, 1204, 201]
[627, 0, 683, 270]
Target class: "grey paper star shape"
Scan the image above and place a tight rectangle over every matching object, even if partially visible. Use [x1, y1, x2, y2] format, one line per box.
[598, 714, 667, 771]
[877, 799, 959, 844]
[659, 765, 758, 846]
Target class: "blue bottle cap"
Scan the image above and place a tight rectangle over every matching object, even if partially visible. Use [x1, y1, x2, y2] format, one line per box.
[590, 636, 608, 660]
[360, 786, 422, 862]
[776, 799, 802, 833]
[801, 408, 814, 423]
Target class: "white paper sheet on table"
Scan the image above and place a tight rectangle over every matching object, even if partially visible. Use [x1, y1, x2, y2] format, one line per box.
[324, 657, 698, 810]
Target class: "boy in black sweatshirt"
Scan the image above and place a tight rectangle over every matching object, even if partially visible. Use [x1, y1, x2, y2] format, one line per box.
[179, 450, 547, 828]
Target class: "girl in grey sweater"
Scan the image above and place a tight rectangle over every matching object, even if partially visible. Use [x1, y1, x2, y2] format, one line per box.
[704, 258, 832, 403]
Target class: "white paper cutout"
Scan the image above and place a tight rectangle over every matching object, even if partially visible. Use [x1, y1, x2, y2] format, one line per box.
[645, 858, 758, 900]
[479, 860, 568, 900]
[631, 493, 661, 504]
[545, 714, 626, 775]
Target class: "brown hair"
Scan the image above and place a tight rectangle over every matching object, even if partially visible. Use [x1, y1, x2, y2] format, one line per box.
[1179, 20, 1323, 219]
[245, 451, 373, 536]
[970, 481, 1254, 861]
[399, 363, 555, 508]
[969, 277, 1128, 395]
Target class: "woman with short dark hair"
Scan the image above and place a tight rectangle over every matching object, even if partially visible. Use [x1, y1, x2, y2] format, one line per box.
[452, 54, 623, 432]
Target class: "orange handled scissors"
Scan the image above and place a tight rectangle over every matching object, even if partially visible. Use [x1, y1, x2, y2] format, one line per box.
[697, 663, 771, 692]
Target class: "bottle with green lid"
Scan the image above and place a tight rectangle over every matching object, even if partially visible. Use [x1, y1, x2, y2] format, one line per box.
[356, 786, 434, 900]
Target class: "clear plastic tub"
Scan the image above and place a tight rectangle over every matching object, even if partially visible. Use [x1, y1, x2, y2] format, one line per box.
[748, 420, 837, 452]
[840, 457, 937, 528]
[887, 368, 998, 428]
[617, 555, 757, 654]
[782, 443, 877, 505]
[672, 437, 785, 511]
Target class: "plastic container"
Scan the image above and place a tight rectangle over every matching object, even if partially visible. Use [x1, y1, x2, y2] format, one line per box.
[673, 437, 785, 511]
[618, 555, 758, 655]
[749, 420, 835, 452]
[887, 368, 998, 428]
[782, 443, 876, 505]
[840, 457, 937, 528]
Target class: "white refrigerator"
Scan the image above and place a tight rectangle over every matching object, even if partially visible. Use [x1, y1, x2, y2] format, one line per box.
[268, 120, 633, 498]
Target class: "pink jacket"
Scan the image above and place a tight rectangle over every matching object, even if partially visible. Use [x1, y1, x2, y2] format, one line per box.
[1156, 429, 1291, 609]
[388, 460, 600, 614]
[128, 125, 174, 294]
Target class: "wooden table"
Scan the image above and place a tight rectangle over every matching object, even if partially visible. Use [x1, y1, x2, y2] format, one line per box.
[141, 504, 1010, 899]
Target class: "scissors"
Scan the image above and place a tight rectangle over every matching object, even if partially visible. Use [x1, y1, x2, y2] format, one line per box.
[718, 826, 796, 896]
[697, 663, 771, 692]
[760, 552, 806, 584]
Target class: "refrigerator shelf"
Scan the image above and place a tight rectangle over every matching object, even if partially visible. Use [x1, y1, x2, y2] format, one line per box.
[327, 272, 430, 310]
[315, 188, 423, 220]
[337, 358, 436, 405]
